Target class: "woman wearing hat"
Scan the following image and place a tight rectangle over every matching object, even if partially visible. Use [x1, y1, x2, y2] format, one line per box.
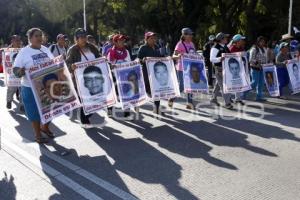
[275, 42, 292, 98]
[107, 34, 134, 118]
[169, 27, 197, 110]
[66, 28, 101, 127]
[13, 28, 55, 143]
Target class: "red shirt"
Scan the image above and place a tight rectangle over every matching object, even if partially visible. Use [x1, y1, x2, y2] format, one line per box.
[229, 45, 244, 53]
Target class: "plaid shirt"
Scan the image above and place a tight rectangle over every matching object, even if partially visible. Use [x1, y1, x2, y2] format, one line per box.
[249, 47, 268, 69]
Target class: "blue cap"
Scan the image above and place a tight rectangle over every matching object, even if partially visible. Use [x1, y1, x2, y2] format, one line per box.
[232, 34, 246, 42]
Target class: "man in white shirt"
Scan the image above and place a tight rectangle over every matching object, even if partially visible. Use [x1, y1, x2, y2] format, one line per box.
[49, 34, 67, 58]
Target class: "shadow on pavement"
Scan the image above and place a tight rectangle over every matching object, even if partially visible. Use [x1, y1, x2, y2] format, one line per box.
[0, 172, 17, 200]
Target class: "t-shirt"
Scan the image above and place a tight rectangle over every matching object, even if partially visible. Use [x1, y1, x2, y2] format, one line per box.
[174, 41, 196, 71]
[80, 48, 96, 61]
[49, 44, 67, 58]
[13, 45, 54, 87]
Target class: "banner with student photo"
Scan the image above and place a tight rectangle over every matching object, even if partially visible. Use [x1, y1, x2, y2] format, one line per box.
[146, 57, 180, 100]
[2, 48, 21, 87]
[241, 51, 251, 84]
[182, 54, 209, 93]
[222, 52, 251, 93]
[74, 57, 117, 115]
[114, 60, 148, 109]
[262, 64, 280, 97]
[286, 59, 300, 94]
[26, 56, 80, 124]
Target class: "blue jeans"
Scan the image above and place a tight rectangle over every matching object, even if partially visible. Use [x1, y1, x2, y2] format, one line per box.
[177, 70, 193, 104]
[250, 69, 264, 100]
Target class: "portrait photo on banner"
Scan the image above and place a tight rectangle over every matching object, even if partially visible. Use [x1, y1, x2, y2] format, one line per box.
[28, 57, 80, 123]
[263, 64, 280, 97]
[146, 57, 180, 100]
[2, 48, 21, 87]
[182, 54, 209, 93]
[287, 59, 300, 94]
[114, 61, 147, 109]
[74, 58, 117, 115]
[222, 53, 251, 93]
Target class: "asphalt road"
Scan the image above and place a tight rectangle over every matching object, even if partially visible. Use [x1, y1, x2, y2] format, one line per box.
[0, 75, 300, 200]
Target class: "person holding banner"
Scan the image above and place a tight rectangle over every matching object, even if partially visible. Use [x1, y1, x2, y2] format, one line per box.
[66, 28, 101, 127]
[169, 28, 196, 110]
[137, 31, 163, 114]
[5, 35, 23, 110]
[248, 36, 268, 101]
[275, 42, 292, 98]
[228, 34, 246, 105]
[13, 28, 55, 144]
[49, 34, 67, 58]
[210, 32, 233, 109]
[107, 34, 133, 118]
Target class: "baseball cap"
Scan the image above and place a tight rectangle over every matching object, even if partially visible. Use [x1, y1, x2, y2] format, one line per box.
[216, 32, 230, 41]
[113, 34, 127, 42]
[56, 33, 65, 40]
[208, 35, 216, 41]
[232, 34, 246, 42]
[144, 32, 156, 39]
[279, 42, 289, 49]
[74, 28, 87, 38]
[181, 28, 193, 35]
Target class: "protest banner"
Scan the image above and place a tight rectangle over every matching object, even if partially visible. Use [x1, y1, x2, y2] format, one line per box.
[74, 57, 117, 115]
[222, 52, 251, 93]
[286, 59, 300, 94]
[26, 56, 80, 124]
[114, 60, 148, 109]
[2, 48, 21, 87]
[146, 56, 180, 100]
[182, 53, 209, 93]
[263, 64, 280, 97]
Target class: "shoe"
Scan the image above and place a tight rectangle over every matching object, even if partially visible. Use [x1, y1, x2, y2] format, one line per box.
[224, 103, 233, 109]
[235, 100, 245, 106]
[107, 108, 113, 118]
[6, 102, 12, 109]
[124, 111, 130, 118]
[210, 99, 220, 106]
[186, 104, 195, 110]
[278, 96, 287, 100]
[19, 105, 25, 112]
[168, 99, 174, 108]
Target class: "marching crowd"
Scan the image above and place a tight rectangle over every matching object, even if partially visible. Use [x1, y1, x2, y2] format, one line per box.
[1, 26, 300, 144]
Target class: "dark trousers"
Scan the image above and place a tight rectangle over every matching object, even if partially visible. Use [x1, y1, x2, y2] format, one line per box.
[205, 60, 213, 86]
[80, 108, 92, 124]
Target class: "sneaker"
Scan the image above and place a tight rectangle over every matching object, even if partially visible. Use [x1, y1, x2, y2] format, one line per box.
[168, 99, 174, 108]
[210, 99, 220, 106]
[124, 111, 131, 118]
[235, 100, 245, 106]
[224, 103, 233, 109]
[6, 102, 12, 109]
[19, 105, 25, 112]
[186, 104, 195, 110]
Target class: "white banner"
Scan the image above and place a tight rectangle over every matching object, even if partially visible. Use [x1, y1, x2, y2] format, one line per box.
[26, 56, 80, 124]
[114, 60, 148, 109]
[262, 64, 280, 97]
[182, 53, 209, 93]
[74, 57, 117, 115]
[146, 56, 180, 100]
[222, 52, 251, 93]
[286, 59, 300, 94]
[2, 48, 21, 87]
